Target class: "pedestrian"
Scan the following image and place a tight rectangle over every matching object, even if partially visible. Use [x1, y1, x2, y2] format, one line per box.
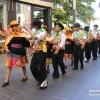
[49, 23, 66, 79]
[24, 20, 48, 89]
[2, 20, 30, 87]
[72, 23, 86, 70]
[91, 25, 99, 60]
[5, 24, 11, 37]
[0, 23, 7, 56]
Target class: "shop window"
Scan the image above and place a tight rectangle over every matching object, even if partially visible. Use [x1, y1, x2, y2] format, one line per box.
[16, 3, 31, 28]
[0, 0, 7, 28]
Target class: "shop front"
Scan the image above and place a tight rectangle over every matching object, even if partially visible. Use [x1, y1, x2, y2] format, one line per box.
[0, 0, 7, 28]
[7, 0, 53, 32]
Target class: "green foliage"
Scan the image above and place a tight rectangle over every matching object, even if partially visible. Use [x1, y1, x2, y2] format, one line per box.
[53, 0, 96, 25]
[35, 0, 96, 25]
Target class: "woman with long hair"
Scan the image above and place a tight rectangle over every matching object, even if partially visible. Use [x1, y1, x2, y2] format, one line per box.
[0, 23, 7, 56]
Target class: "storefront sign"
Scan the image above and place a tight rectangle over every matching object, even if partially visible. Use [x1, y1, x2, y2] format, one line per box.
[19, 0, 53, 7]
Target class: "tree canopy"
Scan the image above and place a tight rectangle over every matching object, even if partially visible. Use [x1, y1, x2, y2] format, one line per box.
[35, 0, 96, 26]
[53, 0, 96, 25]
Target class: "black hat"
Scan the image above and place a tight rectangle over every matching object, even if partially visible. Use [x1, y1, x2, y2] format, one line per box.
[84, 26, 89, 32]
[31, 20, 43, 26]
[74, 23, 81, 27]
[55, 23, 64, 30]
[94, 24, 98, 27]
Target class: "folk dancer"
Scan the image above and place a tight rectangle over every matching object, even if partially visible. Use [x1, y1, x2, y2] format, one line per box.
[49, 23, 66, 79]
[64, 27, 74, 68]
[42, 25, 52, 74]
[72, 23, 86, 70]
[2, 20, 30, 87]
[91, 25, 99, 60]
[84, 26, 93, 62]
[24, 20, 48, 89]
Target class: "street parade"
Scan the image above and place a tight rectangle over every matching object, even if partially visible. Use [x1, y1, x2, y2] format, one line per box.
[1, 19, 100, 90]
[0, 0, 100, 100]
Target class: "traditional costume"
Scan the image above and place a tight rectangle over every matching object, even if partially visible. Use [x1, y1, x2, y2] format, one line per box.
[27, 20, 48, 89]
[72, 23, 86, 70]
[64, 27, 74, 67]
[49, 23, 66, 79]
[42, 25, 52, 74]
[91, 25, 99, 60]
[2, 20, 30, 87]
[84, 26, 92, 62]
[5, 23, 30, 67]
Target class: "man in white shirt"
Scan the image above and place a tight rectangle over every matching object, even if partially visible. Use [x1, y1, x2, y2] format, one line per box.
[72, 23, 86, 70]
[24, 20, 48, 89]
[91, 24, 99, 60]
[49, 23, 66, 79]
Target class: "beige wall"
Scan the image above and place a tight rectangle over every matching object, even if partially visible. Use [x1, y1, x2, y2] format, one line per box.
[19, 0, 53, 7]
[0, 0, 7, 28]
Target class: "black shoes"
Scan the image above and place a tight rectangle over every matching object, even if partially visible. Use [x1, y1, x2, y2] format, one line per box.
[73, 68, 78, 70]
[53, 77, 59, 79]
[62, 71, 66, 75]
[2, 77, 28, 87]
[85, 60, 89, 63]
[37, 82, 42, 86]
[2, 81, 9, 87]
[64, 66, 67, 69]
[21, 77, 28, 82]
[92, 58, 97, 60]
[80, 67, 84, 70]
[40, 80, 48, 89]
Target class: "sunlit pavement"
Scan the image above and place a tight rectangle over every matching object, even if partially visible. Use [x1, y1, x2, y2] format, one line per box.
[0, 55, 100, 100]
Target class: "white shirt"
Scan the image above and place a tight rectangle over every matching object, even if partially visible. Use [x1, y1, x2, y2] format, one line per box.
[59, 34, 66, 47]
[31, 28, 36, 33]
[91, 30, 99, 38]
[31, 28, 46, 40]
[36, 30, 46, 40]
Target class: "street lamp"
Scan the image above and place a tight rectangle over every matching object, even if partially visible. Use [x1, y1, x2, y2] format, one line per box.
[73, 0, 76, 27]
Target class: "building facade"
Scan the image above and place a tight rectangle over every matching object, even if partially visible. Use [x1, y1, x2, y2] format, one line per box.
[0, 0, 53, 32]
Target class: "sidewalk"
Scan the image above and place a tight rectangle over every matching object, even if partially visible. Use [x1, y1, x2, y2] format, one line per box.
[0, 55, 100, 100]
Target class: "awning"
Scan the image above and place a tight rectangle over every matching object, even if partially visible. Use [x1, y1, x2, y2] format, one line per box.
[18, 0, 53, 8]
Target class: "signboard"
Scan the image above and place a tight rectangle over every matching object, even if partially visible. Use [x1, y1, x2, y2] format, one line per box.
[19, 0, 53, 7]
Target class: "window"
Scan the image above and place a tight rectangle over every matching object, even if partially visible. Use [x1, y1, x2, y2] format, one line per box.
[16, 3, 31, 28]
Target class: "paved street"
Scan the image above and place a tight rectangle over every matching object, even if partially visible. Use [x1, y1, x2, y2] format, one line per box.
[0, 55, 100, 100]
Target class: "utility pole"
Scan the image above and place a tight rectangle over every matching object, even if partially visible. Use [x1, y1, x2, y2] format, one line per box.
[73, 0, 76, 28]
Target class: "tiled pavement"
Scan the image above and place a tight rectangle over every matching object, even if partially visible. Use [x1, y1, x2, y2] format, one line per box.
[0, 55, 100, 100]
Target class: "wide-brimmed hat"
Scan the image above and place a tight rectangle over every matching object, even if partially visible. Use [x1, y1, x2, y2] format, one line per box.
[31, 20, 43, 27]
[74, 23, 81, 27]
[9, 20, 19, 27]
[55, 23, 64, 30]
[94, 24, 98, 27]
[66, 27, 71, 31]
